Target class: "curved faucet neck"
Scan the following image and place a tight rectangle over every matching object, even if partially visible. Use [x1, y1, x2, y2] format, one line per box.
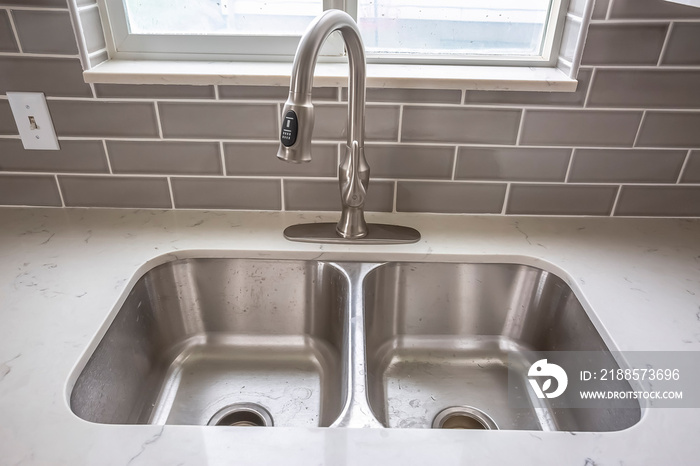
[290, 9, 366, 148]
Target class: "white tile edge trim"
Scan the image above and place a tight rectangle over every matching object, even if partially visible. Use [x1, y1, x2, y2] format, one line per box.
[83, 60, 579, 92]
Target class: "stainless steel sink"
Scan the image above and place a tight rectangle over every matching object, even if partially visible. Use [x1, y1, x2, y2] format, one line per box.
[363, 263, 641, 431]
[70, 259, 348, 427]
[70, 258, 641, 432]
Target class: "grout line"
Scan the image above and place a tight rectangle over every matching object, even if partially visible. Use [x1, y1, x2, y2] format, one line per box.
[610, 185, 623, 216]
[450, 146, 458, 181]
[76, 3, 99, 12]
[565, 148, 576, 182]
[0, 52, 81, 59]
[676, 149, 692, 184]
[219, 141, 227, 175]
[87, 48, 108, 58]
[0, 170, 699, 187]
[1, 6, 69, 11]
[37, 94, 700, 112]
[280, 178, 286, 211]
[214, 85, 220, 100]
[397, 105, 404, 143]
[632, 110, 647, 148]
[153, 102, 164, 139]
[515, 109, 526, 146]
[605, 0, 614, 20]
[54, 175, 66, 207]
[392, 180, 398, 213]
[102, 140, 113, 174]
[166, 177, 175, 209]
[583, 68, 596, 108]
[657, 22, 674, 67]
[6, 10, 23, 54]
[18, 135, 700, 151]
[501, 183, 511, 215]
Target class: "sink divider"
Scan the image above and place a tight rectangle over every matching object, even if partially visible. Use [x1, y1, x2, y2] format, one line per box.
[328, 262, 385, 428]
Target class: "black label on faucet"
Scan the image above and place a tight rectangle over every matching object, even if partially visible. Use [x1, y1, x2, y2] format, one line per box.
[281, 111, 298, 147]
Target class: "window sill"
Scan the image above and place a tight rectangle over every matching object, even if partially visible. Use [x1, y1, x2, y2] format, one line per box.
[83, 60, 578, 92]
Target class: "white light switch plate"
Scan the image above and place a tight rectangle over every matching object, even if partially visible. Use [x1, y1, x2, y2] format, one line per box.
[6, 92, 60, 150]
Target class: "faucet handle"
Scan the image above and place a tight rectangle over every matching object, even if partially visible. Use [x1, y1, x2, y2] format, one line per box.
[340, 140, 368, 208]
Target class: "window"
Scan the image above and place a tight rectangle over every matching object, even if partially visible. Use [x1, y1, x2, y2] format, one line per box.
[98, 0, 568, 66]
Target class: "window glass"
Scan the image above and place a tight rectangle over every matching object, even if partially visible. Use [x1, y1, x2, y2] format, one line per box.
[356, 0, 552, 57]
[123, 0, 323, 36]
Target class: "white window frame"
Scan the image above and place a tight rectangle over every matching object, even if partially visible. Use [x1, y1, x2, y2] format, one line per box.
[97, 0, 568, 66]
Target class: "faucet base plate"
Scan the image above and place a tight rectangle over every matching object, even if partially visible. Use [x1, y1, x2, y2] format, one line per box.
[283, 222, 420, 244]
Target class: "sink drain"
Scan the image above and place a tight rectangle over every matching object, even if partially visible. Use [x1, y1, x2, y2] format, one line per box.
[208, 403, 274, 427]
[432, 406, 498, 430]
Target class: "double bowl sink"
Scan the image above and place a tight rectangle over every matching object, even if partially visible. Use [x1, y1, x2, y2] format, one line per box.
[70, 258, 641, 432]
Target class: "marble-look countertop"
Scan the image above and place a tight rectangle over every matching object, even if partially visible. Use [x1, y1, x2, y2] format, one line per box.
[0, 208, 698, 466]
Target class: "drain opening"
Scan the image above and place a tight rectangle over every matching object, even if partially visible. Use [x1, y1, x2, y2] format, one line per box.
[432, 406, 498, 430]
[208, 403, 274, 427]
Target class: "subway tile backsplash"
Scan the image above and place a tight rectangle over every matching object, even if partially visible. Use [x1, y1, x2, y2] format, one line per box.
[0, 0, 699, 217]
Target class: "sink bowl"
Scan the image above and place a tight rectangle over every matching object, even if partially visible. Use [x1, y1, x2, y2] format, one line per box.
[70, 257, 640, 432]
[363, 262, 641, 431]
[70, 259, 348, 427]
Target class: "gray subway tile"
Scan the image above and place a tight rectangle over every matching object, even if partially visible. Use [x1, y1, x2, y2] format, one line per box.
[95, 84, 216, 99]
[662, 23, 700, 65]
[681, 151, 700, 183]
[0, 10, 18, 52]
[79, 6, 105, 53]
[569, 149, 686, 183]
[11, 10, 78, 55]
[0, 140, 108, 173]
[402, 106, 521, 145]
[588, 69, 700, 108]
[59, 175, 171, 208]
[637, 112, 700, 148]
[581, 23, 667, 65]
[365, 144, 454, 179]
[0, 0, 67, 6]
[171, 178, 281, 210]
[0, 174, 61, 206]
[396, 181, 506, 214]
[313, 104, 399, 141]
[520, 110, 642, 147]
[48, 101, 160, 138]
[465, 69, 591, 107]
[0, 57, 92, 97]
[455, 147, 571, 182]
[616, 186, 700, 217]
[107, 141, 222, 175]
[224, 142, 336, 177]
[0, 100, 17, 135]
[507, 184, 617, 215]
[341, 87, 461, 104]
[159, 102, 276, 139]
[284, 179, 393, 212]
[610, 0, 700, 19]
[593, 0, 610, 19]
[219, 86, 337, 101]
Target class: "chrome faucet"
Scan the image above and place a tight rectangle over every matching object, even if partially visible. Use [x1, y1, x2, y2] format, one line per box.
[277, 9, 420, 244]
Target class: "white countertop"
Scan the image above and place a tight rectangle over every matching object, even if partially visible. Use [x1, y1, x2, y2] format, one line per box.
[0, 208, 698, 466]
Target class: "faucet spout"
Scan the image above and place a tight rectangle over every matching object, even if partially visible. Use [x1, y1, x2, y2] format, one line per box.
[277, 9, 369, 239]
